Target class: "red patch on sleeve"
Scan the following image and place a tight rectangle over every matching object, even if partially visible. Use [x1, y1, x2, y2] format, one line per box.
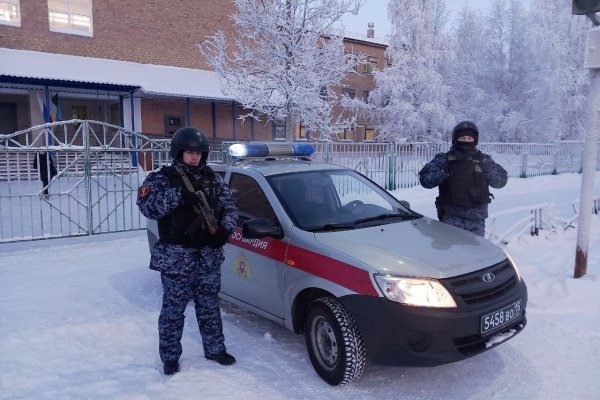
[138, 186, 150, 198]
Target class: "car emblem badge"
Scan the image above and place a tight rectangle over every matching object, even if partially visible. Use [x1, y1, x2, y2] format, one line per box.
[482, 273, 495, 283]
[234, 252, 252, 279]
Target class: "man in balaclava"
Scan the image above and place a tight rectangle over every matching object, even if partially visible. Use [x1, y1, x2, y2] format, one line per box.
[419, 121, 507, 236]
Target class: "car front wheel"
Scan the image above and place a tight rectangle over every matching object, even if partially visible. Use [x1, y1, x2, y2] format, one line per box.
[305, 297, 366, 385]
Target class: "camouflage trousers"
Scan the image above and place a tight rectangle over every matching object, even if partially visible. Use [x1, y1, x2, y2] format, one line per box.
[442, 215, 485, 237]
[158, 265, 225, 363]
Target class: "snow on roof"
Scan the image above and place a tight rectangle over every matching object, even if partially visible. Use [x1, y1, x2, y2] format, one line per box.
[0, 48, 231, 100]
[343, 31, 388, 46]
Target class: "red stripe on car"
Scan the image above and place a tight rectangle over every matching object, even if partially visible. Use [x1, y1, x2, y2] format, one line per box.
[229, 228, 378, 296]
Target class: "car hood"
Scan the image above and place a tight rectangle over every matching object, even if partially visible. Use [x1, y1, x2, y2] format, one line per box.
[314, 217, 506, 279]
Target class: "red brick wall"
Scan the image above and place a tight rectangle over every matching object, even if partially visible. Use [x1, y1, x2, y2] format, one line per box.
[0, 0, 234, 69]
[337, 40, 387, 140]
[141, 99, 273, 140]
[0, 1, 385, 142]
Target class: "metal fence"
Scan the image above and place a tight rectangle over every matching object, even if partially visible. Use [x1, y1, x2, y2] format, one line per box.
[0, 120, 597, 242]
[313, 141, 595, 190]
[0, 120, 166, 242]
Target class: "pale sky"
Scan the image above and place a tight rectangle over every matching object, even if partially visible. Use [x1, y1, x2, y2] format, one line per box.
[341, 0, 495, 38]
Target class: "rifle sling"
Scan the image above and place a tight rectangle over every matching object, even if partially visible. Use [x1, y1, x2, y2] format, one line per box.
[175, 167, 197, 193]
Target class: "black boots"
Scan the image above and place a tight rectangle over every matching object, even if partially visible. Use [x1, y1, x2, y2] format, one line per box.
[205, 351, 236, 365]
[163, 351, 235, 374]
[163, 360, 180, 375]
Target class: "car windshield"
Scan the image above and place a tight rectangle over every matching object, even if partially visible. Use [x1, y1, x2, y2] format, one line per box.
[268, 169, 420, 231]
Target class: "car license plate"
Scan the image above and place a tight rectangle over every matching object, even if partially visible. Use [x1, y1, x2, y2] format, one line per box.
[480, 299, 522, 335]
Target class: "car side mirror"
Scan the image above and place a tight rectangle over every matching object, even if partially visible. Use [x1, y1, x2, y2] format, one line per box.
[399, 200, 411, 209]
[242, 218, 284, 239]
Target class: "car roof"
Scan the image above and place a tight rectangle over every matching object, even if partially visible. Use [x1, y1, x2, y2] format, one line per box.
[215, 160, 348, 177]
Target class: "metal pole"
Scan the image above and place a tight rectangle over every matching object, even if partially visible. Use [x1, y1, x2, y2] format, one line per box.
[130, 92, 137, 166]
[44, 85, 52, 145]
[232, 101, 236, 140]
[83, 121, 93, 235]
[119, 95, 125, 147]
[574, 70, 600, 278]
[119, 95, 124, 127]
[186, 97, 191, 126]
[211, 102, 217, 138]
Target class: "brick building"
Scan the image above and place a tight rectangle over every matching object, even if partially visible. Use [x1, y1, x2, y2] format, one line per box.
[0, 0, 387, 142]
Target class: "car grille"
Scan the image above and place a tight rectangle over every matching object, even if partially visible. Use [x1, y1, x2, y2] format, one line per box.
[444, 259, 518, 305]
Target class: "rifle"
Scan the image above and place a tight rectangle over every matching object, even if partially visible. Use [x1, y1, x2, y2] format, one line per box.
[176, 168, 219, 236]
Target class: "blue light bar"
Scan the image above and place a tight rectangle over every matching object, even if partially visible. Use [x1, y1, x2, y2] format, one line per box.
[228, 142, 314, 158]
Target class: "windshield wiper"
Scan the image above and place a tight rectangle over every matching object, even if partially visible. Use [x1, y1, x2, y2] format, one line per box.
[354, 213, 420, 225]
[308, 222, 356, 232]
[308, 213, 421, 232]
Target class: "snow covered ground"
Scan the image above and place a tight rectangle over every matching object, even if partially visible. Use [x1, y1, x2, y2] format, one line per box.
[1, 173, 599, 400]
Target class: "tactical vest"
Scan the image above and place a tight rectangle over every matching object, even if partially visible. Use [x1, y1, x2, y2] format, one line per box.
[158, 165, 222, 247]
[437, 151, 491, 209]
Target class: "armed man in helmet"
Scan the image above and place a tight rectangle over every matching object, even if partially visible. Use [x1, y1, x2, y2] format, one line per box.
[136, 127, 238, 375]
[419, 121, 507, 237]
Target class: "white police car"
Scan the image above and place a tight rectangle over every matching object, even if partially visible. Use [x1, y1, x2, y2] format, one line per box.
[147, 142, 527, 386]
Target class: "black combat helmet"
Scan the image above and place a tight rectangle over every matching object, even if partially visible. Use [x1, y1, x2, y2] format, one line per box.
[452, 121, 479, 146]
[170, 127, 210, 162]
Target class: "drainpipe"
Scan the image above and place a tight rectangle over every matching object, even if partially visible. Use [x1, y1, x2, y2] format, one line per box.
[186, 97, 191, 126]
[130, 91, 137, 166]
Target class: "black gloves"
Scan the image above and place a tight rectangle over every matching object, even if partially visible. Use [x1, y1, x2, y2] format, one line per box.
[207, 226, 230, 248]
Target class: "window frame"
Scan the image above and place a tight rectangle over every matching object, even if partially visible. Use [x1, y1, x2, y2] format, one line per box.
[364, 126, 375, 141]
[343, 88, 357, 99]
[0, 0, 21, 27]
[229, 173, 279, 226]
[71, 104, 89, 119]
[296, 122, 309, 141]
[48, 0, 93, 37]
[345, 52, 359, 71]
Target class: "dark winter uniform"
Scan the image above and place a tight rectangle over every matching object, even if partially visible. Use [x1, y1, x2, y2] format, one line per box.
[32, 151, 57, 196]
[137, 160, 238, 367]
[419, 121, 507, 236]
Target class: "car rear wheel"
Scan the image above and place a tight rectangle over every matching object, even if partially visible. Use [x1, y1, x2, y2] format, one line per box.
[305, 297, 366, 385]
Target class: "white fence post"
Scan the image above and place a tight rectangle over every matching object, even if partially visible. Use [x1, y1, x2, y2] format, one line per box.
[521, 153, 528, 178]
[387, 143, 396, 190]
[83, 121, 93, 236]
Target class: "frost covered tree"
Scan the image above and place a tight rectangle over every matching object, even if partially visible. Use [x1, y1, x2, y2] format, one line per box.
[519, 0, 589, 142]
[494, 0, 534, 142]
[447, 6, 493, 141]
[367, 0, 454, 142]
[448, 0, 590, 142]
[199, 0, 363, 141]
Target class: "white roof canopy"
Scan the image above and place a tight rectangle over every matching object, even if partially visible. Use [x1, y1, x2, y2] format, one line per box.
[0, 48, 231, 100]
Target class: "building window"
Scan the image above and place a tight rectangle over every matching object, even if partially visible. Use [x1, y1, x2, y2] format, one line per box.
[274, 120, 286, 141]
[48, 0, 93, 36]
[341, 127, 355, 141]
[343, 88, 356, 99]
[164, 116, 183, 136]
[364, 126, 375, 141]
[0, 0, 20, 26]
[345, 52, 358, 70]
[363, 90, 370, 103]
[360, 55, 378, 74]
[72, 105, 89, 119]
[295, 123, 308, 140]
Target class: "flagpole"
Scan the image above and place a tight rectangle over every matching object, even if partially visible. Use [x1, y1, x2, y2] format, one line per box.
[44, 85, 53, 146]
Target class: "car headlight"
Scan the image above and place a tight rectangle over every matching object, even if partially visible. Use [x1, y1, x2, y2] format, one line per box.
[504, 251, 522, 282]
[374, 275, 457, 308]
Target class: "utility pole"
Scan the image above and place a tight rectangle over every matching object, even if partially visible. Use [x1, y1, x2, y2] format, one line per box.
[572, 0, 600, 278]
